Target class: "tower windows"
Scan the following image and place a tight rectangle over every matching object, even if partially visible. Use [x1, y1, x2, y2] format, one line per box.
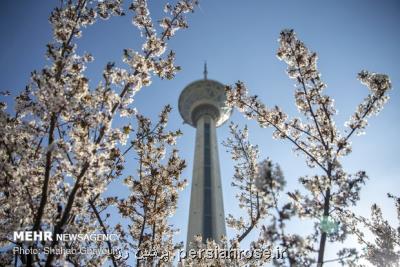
[203, 122, 213, 240]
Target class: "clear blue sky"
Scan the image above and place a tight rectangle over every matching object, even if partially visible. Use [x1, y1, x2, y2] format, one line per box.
[1, 0, 399, 265]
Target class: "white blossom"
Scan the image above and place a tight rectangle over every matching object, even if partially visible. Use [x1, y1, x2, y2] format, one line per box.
[225, 29, 393, 266]
[0, 0, 197, 266]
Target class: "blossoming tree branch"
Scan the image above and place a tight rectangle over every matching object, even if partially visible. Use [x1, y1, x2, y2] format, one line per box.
[223, 29, 398, 266]
[0, 0, 197, 266]
[1, 1, 398, 266]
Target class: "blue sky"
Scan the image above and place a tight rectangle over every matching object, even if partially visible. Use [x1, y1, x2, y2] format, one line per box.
[1, 0, 399, 265]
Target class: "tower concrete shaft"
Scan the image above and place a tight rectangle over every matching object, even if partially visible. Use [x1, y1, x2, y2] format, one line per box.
[178, 74, 231, 247]
[186, 114, 226, 245]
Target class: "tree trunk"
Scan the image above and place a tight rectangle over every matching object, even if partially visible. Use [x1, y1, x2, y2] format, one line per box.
[317, 188, 331, 266]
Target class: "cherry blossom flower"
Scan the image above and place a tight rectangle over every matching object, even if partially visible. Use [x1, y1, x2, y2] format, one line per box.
[0, 0, 197, 266]
[225, 29, 393, 266]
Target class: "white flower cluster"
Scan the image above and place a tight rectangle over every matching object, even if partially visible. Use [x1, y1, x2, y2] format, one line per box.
[345, 70, 392, 136]
[0, 0, 197, 266]
[225, 29, 393, 266]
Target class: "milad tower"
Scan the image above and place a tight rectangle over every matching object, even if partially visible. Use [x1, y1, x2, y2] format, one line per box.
[178, 64, 232, 247]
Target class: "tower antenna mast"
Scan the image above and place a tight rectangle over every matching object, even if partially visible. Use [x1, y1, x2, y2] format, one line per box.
[203, 61, 208, 80]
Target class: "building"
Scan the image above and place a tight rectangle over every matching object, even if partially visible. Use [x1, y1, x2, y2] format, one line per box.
[178, 64, 232, 247]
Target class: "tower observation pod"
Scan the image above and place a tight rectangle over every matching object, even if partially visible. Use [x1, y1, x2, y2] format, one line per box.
[178, 64, 232, 247]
